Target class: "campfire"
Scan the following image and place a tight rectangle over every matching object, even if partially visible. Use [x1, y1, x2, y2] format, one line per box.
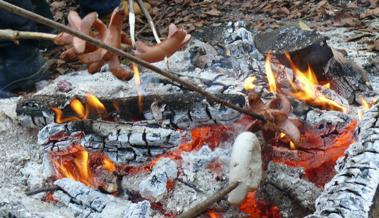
[4, 2, 378, 217]
[30, 32, 361, 217]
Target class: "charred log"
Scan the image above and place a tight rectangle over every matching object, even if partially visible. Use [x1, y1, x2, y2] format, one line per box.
[254, 22, 370, 103]
[38, 121, 184, 164]
[256, 162, 322, 218]
[53, 178, 151, 218]
[16, 93, 245, 128]
[306, 104, 379, 218]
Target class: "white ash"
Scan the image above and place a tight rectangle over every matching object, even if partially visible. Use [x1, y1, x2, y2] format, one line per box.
[37, 123, 67, 145]
[0, 98, 74, 217]
[54, 178, 151, 218]
[323, 27, 378, 67]
[181, 145, 231, 174]
[21, 154, 54, 191]
[139, 158, 178, 202]
[307, 104, 379, 218]
[305, 109, 353, 126]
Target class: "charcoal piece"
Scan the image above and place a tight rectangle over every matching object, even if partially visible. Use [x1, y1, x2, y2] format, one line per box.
[306, 104, 379, 218]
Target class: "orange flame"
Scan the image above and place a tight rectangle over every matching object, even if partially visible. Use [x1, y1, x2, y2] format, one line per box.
[53, 93, 108, 124]
[264, 52, 346, 112]
[358, 96, 373, 120]
[279, 132, 296, 150]
[240, 191, 282, 218]
[50, 144, 116, 188]
[133, 63, 143, 113]
[265, 53, 277, 93]
[244, 76, 257, 91]
[208, 210, 222, 218]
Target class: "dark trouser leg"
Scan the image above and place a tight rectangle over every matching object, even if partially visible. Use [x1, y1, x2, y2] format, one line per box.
[79, 0, 120, 17]
[0, 0, 49, 92]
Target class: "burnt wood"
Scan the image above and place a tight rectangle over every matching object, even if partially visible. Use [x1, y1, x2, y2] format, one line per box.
[306, 104, 379, 218]
[16, 93, 245, 128]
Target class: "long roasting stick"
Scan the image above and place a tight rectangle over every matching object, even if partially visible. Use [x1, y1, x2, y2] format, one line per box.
[0, 0, 266, 122]
[177, 181, 240, 218]
[136, 0, 161, 43]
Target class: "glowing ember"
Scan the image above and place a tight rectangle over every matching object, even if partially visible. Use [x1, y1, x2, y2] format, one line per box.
[147, 125, 231, 169]
[53, 93, 107, 124]
[265, 53, 277, 93]
[271, 120, 357, 186]
[244, 76, 257, 91]
[133, 63, 143, 113]
[240, 191, 282, 218]
[264, 53, 346, 112]
[208, 210, 222, 218]
[50, 144, 117, 188]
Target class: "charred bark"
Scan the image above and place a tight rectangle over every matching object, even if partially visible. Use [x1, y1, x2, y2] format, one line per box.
[16, 93, 245, 128]
[306, 104, 379, 218]
[256, 162, 322, 218]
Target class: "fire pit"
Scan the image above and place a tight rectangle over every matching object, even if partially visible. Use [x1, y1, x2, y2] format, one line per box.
[1, 17, 379, 218]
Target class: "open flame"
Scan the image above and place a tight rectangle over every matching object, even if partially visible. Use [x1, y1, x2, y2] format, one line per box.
[358, 96, 374, 120]
[53, 93, 107, 124]
[244, 76, 257, 91]
[279, 132, 296, 150]
[265, 53, 277, 93]
[264, 52, 346, 112]
[133, 63, 143, 113]
[240, 191, 282, 218]
[50, 144, 116, 188]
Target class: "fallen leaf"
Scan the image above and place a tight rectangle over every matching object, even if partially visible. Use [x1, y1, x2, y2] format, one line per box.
[360, 8, 379, 19]
[205, 8, 222, 16]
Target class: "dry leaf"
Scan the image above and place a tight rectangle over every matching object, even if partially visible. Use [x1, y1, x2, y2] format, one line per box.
[205, 8, 222, 16]
[360, 8, 379, 19]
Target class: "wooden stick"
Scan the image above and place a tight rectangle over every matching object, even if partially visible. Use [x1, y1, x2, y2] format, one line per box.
[136, 0, 161, 43]
[25, 186, 60, 196]
[128, 0, 136, 47]
[177, 181, 240, 218]
[0, 29, 55, 42]
[0, 0, 266, 122]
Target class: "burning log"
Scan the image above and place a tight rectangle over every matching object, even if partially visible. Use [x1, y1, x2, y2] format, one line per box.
[38, 121, 183, 164]
[16, 93, 245, 129]
[53, 178, 151, 218]
[254, 22, 370, 103]
[256, 162, 322, 218]
[306, 104, 379, 218]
